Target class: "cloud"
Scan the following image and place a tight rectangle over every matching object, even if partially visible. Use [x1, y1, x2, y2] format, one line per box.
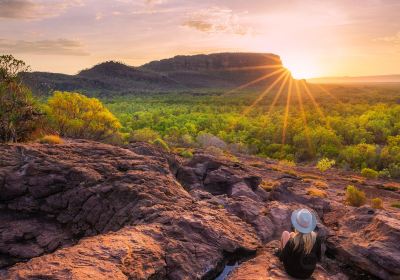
[182, 7, 250, 35]
[95, 12, 104, 20]
[0, 38, 89, 56]
[0, 0, 83, 20]
[145, 0, 166, 5]
[374, 31, 400, 44]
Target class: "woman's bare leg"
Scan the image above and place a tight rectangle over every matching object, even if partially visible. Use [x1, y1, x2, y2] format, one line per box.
[280, 231, 291, 250]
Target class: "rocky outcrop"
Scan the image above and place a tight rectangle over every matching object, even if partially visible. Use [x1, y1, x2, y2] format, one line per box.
[325, 206, 400, 279]
[141, 53, 282, 72]
[0, 140, 260, 279]
[1, 140, 399, 279]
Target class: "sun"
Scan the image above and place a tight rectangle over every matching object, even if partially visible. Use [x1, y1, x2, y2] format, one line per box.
[288, 69, 310, 80]
[282, 58, 320, 80]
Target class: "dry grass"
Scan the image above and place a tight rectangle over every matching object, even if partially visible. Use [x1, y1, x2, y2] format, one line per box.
[377, 183, 399, 192]
[350, 177, 365, 184]
[284, 169, 299, 177]
[345, 185, 366, 207]
[279, 159, 296, 167]
[371, 198, 383, 209]
[391, 202, 400, 209]
[260, 181, 277, 192]
[39, 135, 63, 144]
[205, 146, 224, 157]
[250, 161, 265, 168]
[302, 174, 323, 180]
[312, 180, 329, 189]
[306, 187, 327, 198]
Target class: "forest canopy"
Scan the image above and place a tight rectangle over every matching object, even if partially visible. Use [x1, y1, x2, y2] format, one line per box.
[104, 86, 400, 178]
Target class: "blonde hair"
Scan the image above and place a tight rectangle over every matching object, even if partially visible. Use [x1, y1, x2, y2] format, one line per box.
[293, 230, 316, 254]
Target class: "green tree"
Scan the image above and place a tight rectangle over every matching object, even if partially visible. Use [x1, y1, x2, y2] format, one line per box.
[0, 55, 42, 142]
[46, 91, 121, 140]
[130, 127, 160, 142]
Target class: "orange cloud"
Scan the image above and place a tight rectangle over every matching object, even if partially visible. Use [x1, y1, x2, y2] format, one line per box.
[0, 38, 89, 56]
[0, 0, 83, 20]
[375, 31, 400, 44]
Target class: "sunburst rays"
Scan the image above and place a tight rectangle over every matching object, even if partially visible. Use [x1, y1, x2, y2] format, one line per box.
[224, 67, 285, 95]
[267, 71, 290, 115]
[315, 84, 343, 106]
[294, 80, 313, 152]
[281, 78, 293, 146]
[222, 62, 337, 151]
[224, 65, 282, 71]
[242, 70, 288, 116]
[301, 80, 331, 129]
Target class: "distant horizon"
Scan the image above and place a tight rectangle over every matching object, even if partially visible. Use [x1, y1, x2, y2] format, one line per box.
[20, 52, 400, 81]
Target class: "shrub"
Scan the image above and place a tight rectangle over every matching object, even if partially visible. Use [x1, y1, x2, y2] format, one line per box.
[105, 132, 127, 146]
[371, 198, 383, 209]
[228, 142, 249, 154]
[180, 134, 194, 147]
[152, 138, 170, 151]
[306, 187, 327, 198]
[391, 202, 400, 208]
[345, 185, 366, 207]
[197, 132, 227, 149]
[130, 128, 160, 143]
[39, 135, 63, 144]
[46, 91, 121, 141]
[339, 144, 378, 170]
[388, 163, 400, 179]
[316, 158, 335, 172]
[0, 55, 43, 142]
[179, 149, 193, 158]
[279, 159, 296, 167]
[378, 169, 391, 179]
[205, 146, 224, 157]
[361, 168, 378, 179]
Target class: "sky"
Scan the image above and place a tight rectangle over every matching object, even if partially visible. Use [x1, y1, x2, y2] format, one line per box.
[0, 0, 399, 78]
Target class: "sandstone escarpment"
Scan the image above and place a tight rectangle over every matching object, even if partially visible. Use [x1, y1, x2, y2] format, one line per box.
[141, 53, 282, 72]
[1, 140, 399, 279]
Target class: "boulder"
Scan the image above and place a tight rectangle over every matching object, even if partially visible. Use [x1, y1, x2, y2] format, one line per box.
[325, 206, 400, 279]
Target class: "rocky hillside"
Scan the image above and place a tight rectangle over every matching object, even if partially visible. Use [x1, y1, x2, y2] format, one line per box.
[0, 140, 399, 279]
[21, 53, 286, 96]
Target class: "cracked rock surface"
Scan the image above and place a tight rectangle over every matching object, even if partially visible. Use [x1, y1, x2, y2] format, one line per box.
[1, 140, 399, 279]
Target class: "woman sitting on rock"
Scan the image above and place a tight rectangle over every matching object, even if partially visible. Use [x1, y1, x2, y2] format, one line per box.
[279, 208, 321, 279]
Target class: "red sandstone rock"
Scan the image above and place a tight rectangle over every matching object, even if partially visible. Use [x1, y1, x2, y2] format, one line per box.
[0, 140, 399, 279]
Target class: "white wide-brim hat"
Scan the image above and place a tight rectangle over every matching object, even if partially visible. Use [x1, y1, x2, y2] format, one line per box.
[291, 208, 317, 234]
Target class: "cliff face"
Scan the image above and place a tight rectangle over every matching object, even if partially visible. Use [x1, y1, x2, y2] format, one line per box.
[21, 53, 287, 96]
[141, 53, 282, 72]
[1, 140, 399, 279]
